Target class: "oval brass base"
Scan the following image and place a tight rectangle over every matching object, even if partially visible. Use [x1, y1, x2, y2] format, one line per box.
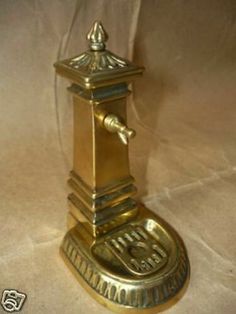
[60, 205, 190, 313]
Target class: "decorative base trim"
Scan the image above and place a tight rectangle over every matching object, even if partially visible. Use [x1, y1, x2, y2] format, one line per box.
[60, 205, 190, 313]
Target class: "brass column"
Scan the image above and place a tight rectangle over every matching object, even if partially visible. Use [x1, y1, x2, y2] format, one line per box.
[54, 21, 190, 313]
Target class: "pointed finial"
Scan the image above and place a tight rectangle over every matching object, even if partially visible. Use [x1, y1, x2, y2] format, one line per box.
[87, 21, 108, 51]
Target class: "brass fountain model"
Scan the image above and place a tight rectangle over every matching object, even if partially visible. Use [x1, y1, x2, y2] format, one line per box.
[54, 21, 190, 313]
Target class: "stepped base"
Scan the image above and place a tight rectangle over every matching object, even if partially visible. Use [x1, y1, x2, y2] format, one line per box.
[60, 204, 190, 313]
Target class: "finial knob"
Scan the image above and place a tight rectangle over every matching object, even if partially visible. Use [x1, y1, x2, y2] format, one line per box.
[87, 21, 108, 51]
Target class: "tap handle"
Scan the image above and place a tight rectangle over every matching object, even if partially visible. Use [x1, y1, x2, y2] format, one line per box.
[103, 114, 136, 145]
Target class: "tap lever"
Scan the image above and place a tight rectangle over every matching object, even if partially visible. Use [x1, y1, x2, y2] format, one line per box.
[103, 114, 136, 145]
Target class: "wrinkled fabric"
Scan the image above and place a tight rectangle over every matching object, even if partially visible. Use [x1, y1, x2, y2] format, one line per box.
[0, 1, 235, 313]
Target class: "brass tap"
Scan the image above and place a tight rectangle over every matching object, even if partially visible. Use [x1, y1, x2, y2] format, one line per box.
[103, 114, 136, 145]
[54, 20, 190, 314]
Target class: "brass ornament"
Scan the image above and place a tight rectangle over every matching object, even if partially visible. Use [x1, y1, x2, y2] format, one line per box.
[54, 21, 190, 313]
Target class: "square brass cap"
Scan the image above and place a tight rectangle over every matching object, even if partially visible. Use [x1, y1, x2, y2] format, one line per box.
[54, 21, 144, 89]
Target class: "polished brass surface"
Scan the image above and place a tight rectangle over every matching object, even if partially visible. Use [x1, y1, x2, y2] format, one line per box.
[54, 21, 190, 313]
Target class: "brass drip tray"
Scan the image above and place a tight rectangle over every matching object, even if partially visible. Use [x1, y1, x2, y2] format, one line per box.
[96, 223, 168, 277]
[60, 205, 190, 313]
